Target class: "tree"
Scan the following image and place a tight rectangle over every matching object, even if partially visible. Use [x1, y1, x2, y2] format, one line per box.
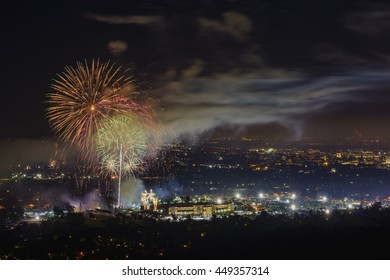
[53, 205, 64, 216]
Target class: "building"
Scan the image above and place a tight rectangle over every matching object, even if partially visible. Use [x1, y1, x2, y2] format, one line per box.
[168, 202, 233, 218]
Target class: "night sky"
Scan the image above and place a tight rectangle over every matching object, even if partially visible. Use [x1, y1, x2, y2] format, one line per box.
[3, 0, 390, 142]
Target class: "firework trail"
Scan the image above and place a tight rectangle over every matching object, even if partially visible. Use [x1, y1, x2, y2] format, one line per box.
[95, 114, 150, 176]
[95, 113, 162, 207]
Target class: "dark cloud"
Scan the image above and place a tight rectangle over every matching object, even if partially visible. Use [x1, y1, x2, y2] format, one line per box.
[198, 11, 252, 41]
[85, 13, 164, 25]
[155, 69, 390, 139]
[107, 40, 128, 56]
[345, 5, 390, 34]
[312, 43, 371, 67]
[180, 59, 204, 78]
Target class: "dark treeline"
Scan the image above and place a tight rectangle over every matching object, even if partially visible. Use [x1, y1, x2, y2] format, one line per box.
[1, 204, 389, 260]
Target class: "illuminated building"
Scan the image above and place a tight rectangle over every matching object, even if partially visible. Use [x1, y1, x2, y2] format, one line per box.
[168, 202, 233, 217]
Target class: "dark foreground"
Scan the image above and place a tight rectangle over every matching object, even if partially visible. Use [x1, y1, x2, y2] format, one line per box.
[1, 205, 390, 259]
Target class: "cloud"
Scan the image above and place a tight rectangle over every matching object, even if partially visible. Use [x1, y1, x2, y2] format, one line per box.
[155, 70, 390, 140]
[107, 40, 128, 56]
[181, 59, 204, 78]
[345, 6, 390, 34]
[312, 43, 370, 66]
[85, 13, 163, 25]
[198, 11, 252, 41]
[119, 177, 146, 207]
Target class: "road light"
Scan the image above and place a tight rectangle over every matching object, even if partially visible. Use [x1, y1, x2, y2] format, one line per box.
[291, 204, 296, 211]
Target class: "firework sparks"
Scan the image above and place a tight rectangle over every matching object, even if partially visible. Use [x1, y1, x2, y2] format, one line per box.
[96, 114, 157, 207]
[95, 114, 150, 177]
[46, 59, 139, 164]
[47, 59, 162, 197]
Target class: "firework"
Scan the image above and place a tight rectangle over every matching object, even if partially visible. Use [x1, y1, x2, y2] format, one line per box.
[46, 59, 140, 164]
[47, 59, 162, 199]
[96, 114, 157, 207]
[95, 114, 150, 177]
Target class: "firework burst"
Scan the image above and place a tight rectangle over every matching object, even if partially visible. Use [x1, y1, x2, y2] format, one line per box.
[47, 59, 163, 198]
[95, 113, 159, 207]
[95, 114, 150, 177]
[46, 59, 142, 164]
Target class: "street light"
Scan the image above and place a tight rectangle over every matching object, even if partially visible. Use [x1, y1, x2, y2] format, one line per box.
[291, 204, 297, 211]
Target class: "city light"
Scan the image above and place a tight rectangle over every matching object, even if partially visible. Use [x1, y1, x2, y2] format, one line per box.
[323, 196, 327, 202]
[348, 204, 353, 209]
[292, 193, 296, 199]
[276, 197, 280, 201]
[291, 204, 296, 211]
[259, 193, 264, 199]
[325, 209, 330, 214]
[216, 198, 222, 204]
[235, 193, 241, 199]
